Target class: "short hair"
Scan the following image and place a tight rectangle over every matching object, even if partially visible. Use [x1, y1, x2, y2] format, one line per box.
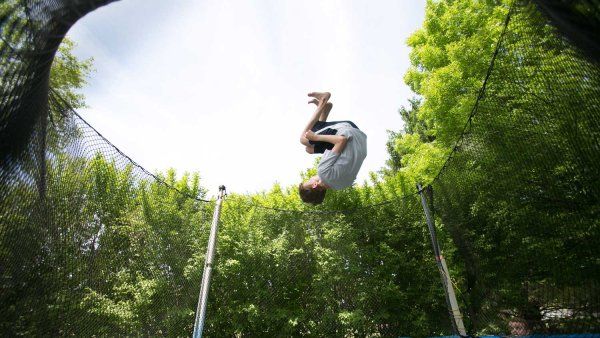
[298, 183, 326, 205]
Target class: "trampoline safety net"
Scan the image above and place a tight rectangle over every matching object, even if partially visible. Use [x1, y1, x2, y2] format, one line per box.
[1, 0, 599, 336]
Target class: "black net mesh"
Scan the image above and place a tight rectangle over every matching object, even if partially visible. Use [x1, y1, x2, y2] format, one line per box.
[201, 196, 449, 337]
[425, 2, 600, 336]
[1, 0, 600, 337]
[1, 2, 214, 334]
[0, 0, 116, 167]
[532, 0, 600, 64]
[1, 91, 215, 336]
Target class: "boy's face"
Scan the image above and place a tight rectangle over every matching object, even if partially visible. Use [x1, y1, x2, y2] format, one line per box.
[302, 176, 323, 190]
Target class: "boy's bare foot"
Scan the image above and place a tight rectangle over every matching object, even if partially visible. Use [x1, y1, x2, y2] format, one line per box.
[308, 91, 331, 104]
[308, 98, 319, 105]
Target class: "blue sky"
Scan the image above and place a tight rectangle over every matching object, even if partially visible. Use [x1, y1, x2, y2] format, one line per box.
[67, 0, 427, 197]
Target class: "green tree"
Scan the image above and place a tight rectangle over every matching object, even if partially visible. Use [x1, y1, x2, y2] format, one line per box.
[0, 36, 94, 335]
[387, 0, 600, 334]
[3, 1, 599, 336]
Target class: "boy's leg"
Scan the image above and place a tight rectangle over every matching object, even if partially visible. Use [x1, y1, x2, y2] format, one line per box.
[319, 102, 333, 122]
[300, 92, 331, 145]
[307, 92, 331, 126]
[308, 99, 333, 122]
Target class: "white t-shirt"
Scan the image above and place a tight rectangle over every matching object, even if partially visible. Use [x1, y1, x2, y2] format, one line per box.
[317, 125, 367, 190]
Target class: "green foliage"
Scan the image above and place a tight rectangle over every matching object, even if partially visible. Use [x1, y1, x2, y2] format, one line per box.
[2, 0, 599, 336]
[385, 0, 600, 335]
[387, 0, 510, 180]
[50, 38, 94, 111]
[198, 181, 449, 336]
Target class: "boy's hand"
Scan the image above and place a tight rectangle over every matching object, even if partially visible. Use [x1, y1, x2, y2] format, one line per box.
[304, 130, 316, 141]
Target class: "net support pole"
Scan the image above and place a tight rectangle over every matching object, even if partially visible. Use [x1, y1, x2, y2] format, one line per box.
[417, 183, 467, 336]
[193, 185, 226, 338]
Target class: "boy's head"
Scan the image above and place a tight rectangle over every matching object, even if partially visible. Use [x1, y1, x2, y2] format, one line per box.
[298, 176, 327, 205]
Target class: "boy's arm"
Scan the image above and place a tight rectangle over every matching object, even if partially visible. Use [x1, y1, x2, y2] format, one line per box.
[305, 131, 348, 155]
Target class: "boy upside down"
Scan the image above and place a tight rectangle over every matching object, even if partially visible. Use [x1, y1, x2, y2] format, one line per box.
[299, 92, 367, 205]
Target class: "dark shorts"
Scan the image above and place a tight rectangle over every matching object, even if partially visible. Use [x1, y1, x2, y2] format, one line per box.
[309, 120, 359, 154]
